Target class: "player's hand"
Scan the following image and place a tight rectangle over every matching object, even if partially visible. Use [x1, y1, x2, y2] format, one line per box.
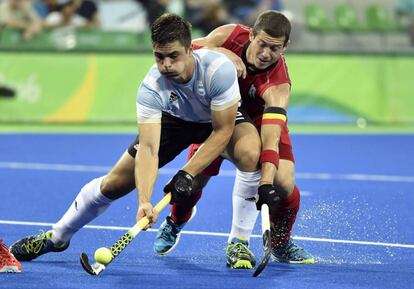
[219, 49, 246, 79]
[137, 202, 159, 229]
[256, 184, 282, 210]
[163, 170, 194, 204]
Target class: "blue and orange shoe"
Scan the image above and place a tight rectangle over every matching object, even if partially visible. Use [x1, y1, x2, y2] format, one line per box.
[271, 239, 315, 264]
[9, 230, 69, 261]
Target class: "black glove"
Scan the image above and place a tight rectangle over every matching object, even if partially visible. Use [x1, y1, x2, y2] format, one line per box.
[163, 170, 194, 204]
[256, 184, 282, 210]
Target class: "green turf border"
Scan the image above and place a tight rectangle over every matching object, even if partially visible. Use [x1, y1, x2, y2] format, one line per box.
[1, 123, 413, 134]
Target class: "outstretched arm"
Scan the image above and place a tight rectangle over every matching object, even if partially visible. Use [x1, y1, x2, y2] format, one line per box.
[135, 122, 161, 226]
[259, 83, 291, 185]
[193, 24, 247, 78]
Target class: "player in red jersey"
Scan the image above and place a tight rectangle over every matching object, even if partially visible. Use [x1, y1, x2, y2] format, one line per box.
[154, 11, 315, 268]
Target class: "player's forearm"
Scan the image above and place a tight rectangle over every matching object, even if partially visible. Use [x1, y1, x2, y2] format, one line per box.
[259, 84, 291, 184]
[209, 47, 232, 54]
[259, 125, 282, 185]
[136, 147, 159, 204]
[193, 40, 233, 57]
[183, 127, 233, 176]
[207, 47, 241, 62]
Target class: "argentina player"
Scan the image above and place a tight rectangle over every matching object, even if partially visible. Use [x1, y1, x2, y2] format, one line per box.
[10, 13, 241, 262]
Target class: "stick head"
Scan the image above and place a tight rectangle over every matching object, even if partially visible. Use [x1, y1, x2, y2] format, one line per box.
[253, 229, 272, 277]
[80, 253, 106, 276]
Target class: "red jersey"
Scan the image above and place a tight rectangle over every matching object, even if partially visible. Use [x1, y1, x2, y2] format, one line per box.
[221, 24, 291, 124]
[188, 25, 295, 171]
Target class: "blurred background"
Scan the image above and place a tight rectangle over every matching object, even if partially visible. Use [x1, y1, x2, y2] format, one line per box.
[0, 0, 413, 131]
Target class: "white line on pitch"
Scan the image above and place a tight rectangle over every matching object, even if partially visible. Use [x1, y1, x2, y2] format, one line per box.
[1, 161, 414, 182]
[1, 219, 413, 249]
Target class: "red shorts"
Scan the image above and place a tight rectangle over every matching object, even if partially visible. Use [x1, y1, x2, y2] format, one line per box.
[187, 122, 294, 176]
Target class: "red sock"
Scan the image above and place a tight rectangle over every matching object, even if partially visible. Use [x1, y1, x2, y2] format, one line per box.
[269, 185, 300, 248]
[170, 190, 202, 224]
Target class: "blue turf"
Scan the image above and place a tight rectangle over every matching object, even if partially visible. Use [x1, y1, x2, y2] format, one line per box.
[1, 133, 413, 289]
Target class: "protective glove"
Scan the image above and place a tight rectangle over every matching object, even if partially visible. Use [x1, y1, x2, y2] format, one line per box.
[256, 184, 283, 210]
[164, 170, 194, 204]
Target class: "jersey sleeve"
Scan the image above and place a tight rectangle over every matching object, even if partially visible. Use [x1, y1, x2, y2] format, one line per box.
[207, 58, 241, 111]
[136, 80, 163, 124]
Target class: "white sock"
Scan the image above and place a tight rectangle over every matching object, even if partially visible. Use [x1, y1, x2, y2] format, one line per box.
[228, 169, 260, 244]
[51, 176, 113, 244]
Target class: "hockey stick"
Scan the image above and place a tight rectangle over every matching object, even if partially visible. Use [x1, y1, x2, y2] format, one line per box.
[80, 193, 171, 275]
[253, 203, 271, 277]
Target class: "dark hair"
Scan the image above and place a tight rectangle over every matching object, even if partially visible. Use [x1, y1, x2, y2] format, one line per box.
[253, 11, 291, 46]
[151, 13, 192, 50]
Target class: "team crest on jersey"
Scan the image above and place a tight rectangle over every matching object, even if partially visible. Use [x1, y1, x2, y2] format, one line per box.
[248, 84, 256, 98]
[169, 91, 178, 103]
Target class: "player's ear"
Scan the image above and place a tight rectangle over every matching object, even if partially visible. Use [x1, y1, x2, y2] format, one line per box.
[249, 31, 254, 42]
[283, 40, 290, 51]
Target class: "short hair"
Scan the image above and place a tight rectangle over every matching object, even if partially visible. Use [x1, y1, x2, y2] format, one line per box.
[252, 11, 291, 46]
[151, 13, 192, 50]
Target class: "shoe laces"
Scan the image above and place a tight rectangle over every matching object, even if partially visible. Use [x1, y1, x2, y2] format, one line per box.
[22, 231, 50, 254]
[274, 240, 303, 257]
[159, 222, 178, 243]
[227, 242, 253, 259]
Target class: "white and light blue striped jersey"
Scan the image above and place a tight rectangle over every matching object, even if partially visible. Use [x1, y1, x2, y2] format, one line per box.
[136, 48, 240, 123]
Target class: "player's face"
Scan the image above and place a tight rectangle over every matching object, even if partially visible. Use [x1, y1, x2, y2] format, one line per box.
[153, 41, 192, 83]
[248, 31, 286, 70]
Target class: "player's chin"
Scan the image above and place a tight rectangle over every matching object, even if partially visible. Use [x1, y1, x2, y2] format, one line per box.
[258, 61, 272, 69]
[256, 60, 271, 69]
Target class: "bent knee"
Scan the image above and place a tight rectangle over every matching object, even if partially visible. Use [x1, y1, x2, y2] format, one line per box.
[101, 173, 135, 199]
[235, 149, 260, 171]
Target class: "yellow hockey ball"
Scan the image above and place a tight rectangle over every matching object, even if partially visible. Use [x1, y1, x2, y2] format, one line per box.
[94, 247, 113, 265]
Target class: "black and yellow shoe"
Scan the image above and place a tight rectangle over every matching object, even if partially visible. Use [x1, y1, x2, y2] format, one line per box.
[225, 237, 256, 269]
[10, 230, 69, 261]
